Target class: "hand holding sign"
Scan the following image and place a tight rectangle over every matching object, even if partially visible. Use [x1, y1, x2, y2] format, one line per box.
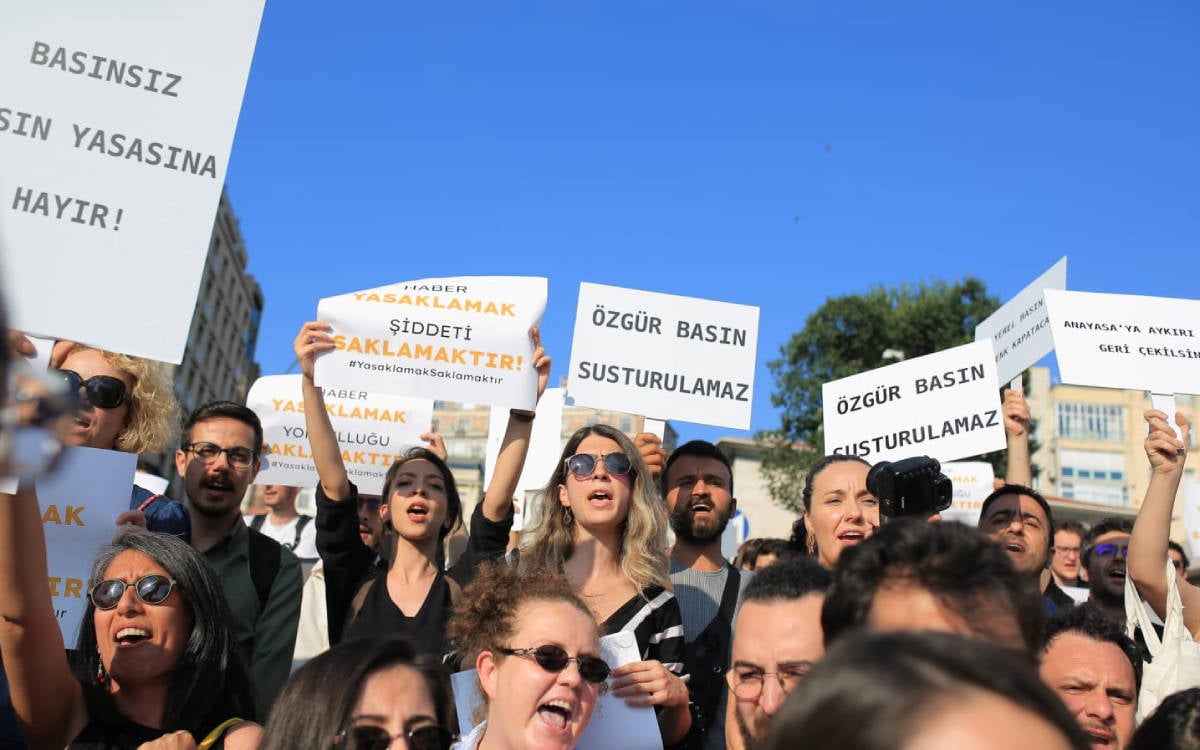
[1145, 410, 1188, 478]
[295, 321, 336, 381]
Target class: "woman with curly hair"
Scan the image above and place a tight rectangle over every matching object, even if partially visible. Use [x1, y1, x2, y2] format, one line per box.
[519, 424, 690, 746]
[448, 563, 604, 750]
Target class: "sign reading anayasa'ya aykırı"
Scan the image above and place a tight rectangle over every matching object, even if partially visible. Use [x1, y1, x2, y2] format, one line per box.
[315, 276, 547, 410]
[975, 257, 1067, 385]
[566, 283, 759, 430]
[247, 375, 434, 496]
[823, 340, 1006, 464]
[0, 1, 266, 363]
[1045, 290, 1200, 395]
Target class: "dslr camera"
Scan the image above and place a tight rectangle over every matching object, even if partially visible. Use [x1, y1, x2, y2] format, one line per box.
[867, 456, 953, 520]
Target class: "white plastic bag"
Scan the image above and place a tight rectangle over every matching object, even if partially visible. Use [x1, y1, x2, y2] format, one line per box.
[1125, 560, 1200, 721]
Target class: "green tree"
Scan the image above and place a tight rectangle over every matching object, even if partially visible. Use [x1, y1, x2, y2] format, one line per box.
[757, 278, 1002, 513]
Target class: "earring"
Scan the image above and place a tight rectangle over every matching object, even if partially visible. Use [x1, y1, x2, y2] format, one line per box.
[806, 536, 816, 556]
[562, 506, 574, 525]
[96, 653, 107, 685]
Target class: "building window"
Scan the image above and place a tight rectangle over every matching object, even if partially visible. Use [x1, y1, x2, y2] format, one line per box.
[1058, 449, 1129, 506]
[1056, 403, 1126, 442]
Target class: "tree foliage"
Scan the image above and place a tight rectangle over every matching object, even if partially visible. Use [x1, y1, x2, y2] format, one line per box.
[757, 278, 1001, 513]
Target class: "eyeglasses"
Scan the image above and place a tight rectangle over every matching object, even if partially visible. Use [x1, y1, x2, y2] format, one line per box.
[89, 574, 178, 610]
[332, 724, 454, 750]
[727, 665, 812, 701]
[565, 453, 633, 479]
[184, 442, 257, 469]
[1093, 543, 1130, 559]
[1173, 559, 1186, 571]
[1053, 546, 1081, 558]
[496, 645, 611, 684]
[53, 368, 128, 410]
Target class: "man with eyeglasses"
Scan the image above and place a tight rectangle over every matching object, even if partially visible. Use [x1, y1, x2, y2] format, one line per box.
[1081, 517, 1134, 627]
[175, 400, 301, 720]
[725, 557, 831, 750]
[1051, 519, 1088, 589]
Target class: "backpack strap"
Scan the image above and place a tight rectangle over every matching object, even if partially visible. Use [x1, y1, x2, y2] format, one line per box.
[716, 563, 742, 625]
[249, 514, 266, 532]
[136, 493, 163, 512]
[294, 514, 313, 550]
[246, 528, 281, 612]
[198, 718, 245, 750]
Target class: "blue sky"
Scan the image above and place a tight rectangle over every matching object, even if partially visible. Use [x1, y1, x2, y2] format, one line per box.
[226, 1, 1200, 446]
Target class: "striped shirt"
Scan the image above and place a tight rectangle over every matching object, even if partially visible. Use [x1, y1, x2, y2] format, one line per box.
[602, 585, 687, 676]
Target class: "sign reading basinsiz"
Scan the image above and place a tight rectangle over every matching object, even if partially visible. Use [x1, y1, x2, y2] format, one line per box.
[566, 283, 759, 430]
[0, 2, 266, 364]
[315, 276, 547, 410]
[1045, 290, 1200, 395]
[823, 340, 1005, 464]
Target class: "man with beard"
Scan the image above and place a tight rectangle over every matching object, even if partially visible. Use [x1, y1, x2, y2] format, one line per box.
[1082, 518, 1134, 627]
[653, 439, 753, 750]
[176, 401, 301, 719]
[979, 484, 1076, 615]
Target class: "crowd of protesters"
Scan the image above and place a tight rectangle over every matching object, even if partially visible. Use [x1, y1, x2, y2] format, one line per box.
[1, 302, 1198, 750]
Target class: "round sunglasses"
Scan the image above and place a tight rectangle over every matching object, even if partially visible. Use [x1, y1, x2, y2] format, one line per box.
[53, 368, 128, 410]
[564, 452, 633, 479]
[496, 644, 611, 684]
[89, 574, 178, 610]
[332, 724, 454, 750]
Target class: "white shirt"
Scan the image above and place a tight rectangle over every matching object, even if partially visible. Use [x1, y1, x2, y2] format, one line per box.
[243, 512, 319, 560]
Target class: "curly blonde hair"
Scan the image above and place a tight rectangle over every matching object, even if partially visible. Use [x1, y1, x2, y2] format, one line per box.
[71, 345, 179, 454]
[519, 424, 671, 595]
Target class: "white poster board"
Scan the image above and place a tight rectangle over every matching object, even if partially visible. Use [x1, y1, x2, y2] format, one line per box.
[1182, 482, 1200, 564]
[1045, 290, 1200, 395]
[567, 283, 759, 430]
[822, 341, 1006, 464]
[452, 631, 663, 750]
[315, 277, 547, 410]
[938, 461, 996, 526]
[483, 388, 565, 531]
[247, 375, 434, 496]
[35, 446, 136, 641]
[975, 257, 1067, 385]
[0, 2, 266, 363]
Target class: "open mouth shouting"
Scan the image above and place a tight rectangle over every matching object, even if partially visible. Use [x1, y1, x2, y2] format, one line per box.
[837, 529, 867, 545]
[1002, 537, 1026, 556]
[586, 490, 614, 509]
[114, 626, 152, 648]
[537, 698, 577, 734]
[689, 499, 713, 517]
[405, 500, 431, 523]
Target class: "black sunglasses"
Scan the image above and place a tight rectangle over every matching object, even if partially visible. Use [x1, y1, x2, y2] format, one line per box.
[332, 724, 453, 750]
[90, 574, 177, 610]
[565, 453, 633, 479]
[496, 644, 611, 684]
[54, 368, 128, 410]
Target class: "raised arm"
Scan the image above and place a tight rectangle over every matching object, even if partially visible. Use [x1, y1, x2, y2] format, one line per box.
[294, 322, 351, 501]
[1128, 410, 1200, 634]
[0, 485, 86, 748]
[479, 329, 551, 522]
[1002, 388, 1033, 486]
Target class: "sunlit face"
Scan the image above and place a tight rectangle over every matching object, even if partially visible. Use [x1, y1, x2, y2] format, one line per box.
[867, 580, 1026, 652]
[665, 455, 735, 544]
[383, 459, 450, 542]
[262, 484, 300, 514]
[175, 417, 259, 519]
[1086, 531, 1129, 605]
[900, 689, 1075, 750]
[344, 664, 440, 750]
[803, 461, 878, 570]
[1052, 530, 1083, 583]
[980, 494, 1050, 577]
[94, 550, 192, 689]
[479, 600, 602, 750]
[1039, 633, 1137, 750]
[730, 595, 825, 748]
[557, 435, 634, 532]
[61, 349, 132, 450]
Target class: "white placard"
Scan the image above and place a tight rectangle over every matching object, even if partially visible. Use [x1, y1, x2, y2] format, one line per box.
[938, 461, 996, 526]
[822, 341, 1006, 464]
[975, 257, 1067, 384]
[35, 446, 136, 641]
[315, 277, 547, 410]
[1044, 290, 1200, 395]
[0, 2, 266, 364]
[567, 283, 759, 430]
[1150, 393, 1181, 441]
[483, 388, 565, 531]
[452, 631, 662, 750]
[1182, 483, 1200, 564]
[247, 375, 434, 496]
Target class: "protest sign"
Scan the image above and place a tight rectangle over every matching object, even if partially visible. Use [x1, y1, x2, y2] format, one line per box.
[975, 257, 1067, 385]
[35, 446, 136, 641]
[566, 283, 759, 430]
[1044, 290, 1200, 395]
[1183, 482, 1200, 564]
[247, 375, 434, 496]
[315, 276, 547, 410]
[0, 2, 266, 363]
[938, 461, 996, 526]
[823, 341, 1005, 464]
[483, 388, 565, 530]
